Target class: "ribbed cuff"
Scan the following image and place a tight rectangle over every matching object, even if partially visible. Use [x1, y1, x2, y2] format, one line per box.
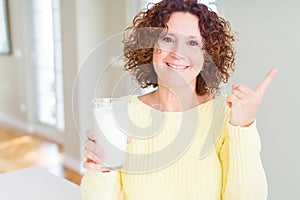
[227, 120, 261, 154]
[80, 170, 119, 200]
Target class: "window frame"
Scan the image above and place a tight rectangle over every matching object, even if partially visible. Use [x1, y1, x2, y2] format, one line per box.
[0, 0, 11, 55]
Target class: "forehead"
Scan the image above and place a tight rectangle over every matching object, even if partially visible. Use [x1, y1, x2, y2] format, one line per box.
[166, 12, 201, 39]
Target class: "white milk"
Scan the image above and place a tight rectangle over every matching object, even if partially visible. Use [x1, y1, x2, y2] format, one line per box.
[92, 98, 128, 170]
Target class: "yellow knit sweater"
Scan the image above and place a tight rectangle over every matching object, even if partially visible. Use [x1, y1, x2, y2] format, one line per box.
[80, 95, 268, 200]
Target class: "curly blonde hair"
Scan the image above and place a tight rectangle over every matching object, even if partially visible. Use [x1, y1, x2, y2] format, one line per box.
[123, 0, 235, 95]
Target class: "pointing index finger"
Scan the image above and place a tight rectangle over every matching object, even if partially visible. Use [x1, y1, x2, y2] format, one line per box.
[255, 68, 278, 94]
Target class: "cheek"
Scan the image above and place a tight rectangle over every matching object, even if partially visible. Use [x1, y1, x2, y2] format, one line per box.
[152, 51, 161, 76]
[152, 50, 159, 64]
[190, 53, 205, 72]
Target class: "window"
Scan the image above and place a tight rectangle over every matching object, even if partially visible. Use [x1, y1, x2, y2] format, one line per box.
[142, 0, 219, 13]
[31, 0, 65, 131]
[142, 0, 161, 8]
[198, 0, 218, 13]
[0, 0, 10, 54]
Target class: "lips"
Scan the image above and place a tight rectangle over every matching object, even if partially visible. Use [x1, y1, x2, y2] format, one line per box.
[166, 62, 189, 70]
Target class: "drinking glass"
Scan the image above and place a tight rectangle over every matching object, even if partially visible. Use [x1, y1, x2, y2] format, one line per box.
[91, 98, 128, 170]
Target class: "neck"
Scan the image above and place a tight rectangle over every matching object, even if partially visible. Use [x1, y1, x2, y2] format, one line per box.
[153, 85, 206, 112]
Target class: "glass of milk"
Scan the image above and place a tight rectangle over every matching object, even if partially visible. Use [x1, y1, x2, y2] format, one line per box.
[91, 98, 128, 170]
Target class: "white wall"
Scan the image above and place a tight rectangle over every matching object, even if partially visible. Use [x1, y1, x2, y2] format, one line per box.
[224, 0, 300, 199]
[59, 0, 81, 172]
[0, 0, 31, 126]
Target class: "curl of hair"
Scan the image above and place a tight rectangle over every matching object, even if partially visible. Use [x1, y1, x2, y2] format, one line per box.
[123, 0, 235, 95]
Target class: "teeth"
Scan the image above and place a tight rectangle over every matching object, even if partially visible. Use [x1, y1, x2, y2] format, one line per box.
[167, 63, 188, 69]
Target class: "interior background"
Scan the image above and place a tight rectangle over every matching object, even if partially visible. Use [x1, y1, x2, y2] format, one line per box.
[0, 0, 299, 199]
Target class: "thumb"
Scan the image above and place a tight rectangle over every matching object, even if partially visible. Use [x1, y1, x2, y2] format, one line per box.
[226, 93, 238, 108]
[232, 84, 239, 90]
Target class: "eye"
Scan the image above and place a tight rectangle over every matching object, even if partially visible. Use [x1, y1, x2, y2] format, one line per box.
[162, 36, 174, 43]
[188, 40, 199, 46]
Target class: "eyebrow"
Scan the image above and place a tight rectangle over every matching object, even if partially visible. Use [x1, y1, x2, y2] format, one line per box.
[166, 32, 201, 40]
[188, 35, 201, 40]
[166, 33, 175, 37]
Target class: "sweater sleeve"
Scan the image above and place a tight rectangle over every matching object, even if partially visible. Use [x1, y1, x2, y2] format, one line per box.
[219, 121, 268, 200]
[80, 170, 122, 200]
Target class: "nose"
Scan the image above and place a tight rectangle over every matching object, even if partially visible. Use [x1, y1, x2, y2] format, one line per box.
[170, 42, 186, 59]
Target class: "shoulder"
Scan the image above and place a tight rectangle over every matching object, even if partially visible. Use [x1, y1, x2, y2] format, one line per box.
[136, 91, 156, 106]
[208, 94, 230, 112]
[206, 95, 231, 128]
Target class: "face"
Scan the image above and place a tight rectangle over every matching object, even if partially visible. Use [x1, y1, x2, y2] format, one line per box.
[153, 12, 204, 90]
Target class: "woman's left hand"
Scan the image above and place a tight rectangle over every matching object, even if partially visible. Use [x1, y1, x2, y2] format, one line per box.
[226, 68, 277, 127]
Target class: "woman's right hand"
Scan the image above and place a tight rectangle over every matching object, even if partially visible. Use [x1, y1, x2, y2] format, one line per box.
[82, 129, 111, 172]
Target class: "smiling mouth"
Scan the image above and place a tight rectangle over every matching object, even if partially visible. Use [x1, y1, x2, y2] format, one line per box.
[166, 63, 189, 70]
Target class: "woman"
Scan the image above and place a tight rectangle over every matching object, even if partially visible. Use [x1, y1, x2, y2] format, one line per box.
[81, 0, 276, 199]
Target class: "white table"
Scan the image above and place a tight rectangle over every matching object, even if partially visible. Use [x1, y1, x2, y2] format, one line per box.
[0, 167, 81, 200]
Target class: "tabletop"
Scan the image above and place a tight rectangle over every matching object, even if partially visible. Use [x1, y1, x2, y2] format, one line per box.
[0, 166, 81, 200]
